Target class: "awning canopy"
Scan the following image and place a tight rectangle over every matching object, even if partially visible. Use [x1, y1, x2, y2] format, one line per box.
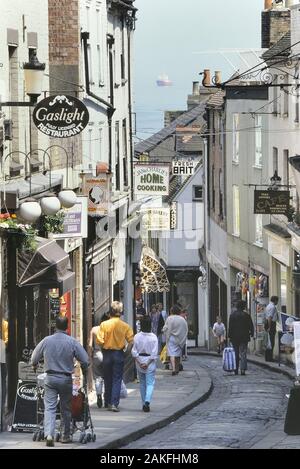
[140, 246, 170, 293]
[17, 237, 75, 295]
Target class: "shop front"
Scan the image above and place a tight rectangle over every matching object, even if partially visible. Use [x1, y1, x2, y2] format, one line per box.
[3, 235, 76, 421]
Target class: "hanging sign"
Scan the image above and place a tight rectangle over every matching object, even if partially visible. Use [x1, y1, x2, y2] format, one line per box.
[134, 164, 169, 196]
[33, 95, 89, 138]
[254, 190, 290, 215]
[53, 197, 88, 239]
[82, 174, 111, 216]
[11, 380, 38, 433]
[172, 160, 195, 176]
[141, 208, 170, 231]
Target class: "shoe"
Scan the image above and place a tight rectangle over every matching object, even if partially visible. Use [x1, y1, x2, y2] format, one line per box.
[111, 405, 120, 412]
[164, 364, 170, 370]
[171, 371, 178, 376]
[97, 395, 103, 408]
[234, 370, 238, 375]
[179, 363, 183, 371]
[241, 371, 246, 376]
[46, 435, 54, 447]
[60, 437, 73, 444]
[106, 404, 112, 411]
[143, 402, 150, 413]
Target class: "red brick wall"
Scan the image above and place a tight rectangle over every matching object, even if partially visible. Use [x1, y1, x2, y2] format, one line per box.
[48, 0, 80, 65]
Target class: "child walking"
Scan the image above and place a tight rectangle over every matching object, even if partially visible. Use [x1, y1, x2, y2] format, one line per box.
[213, 316, 226, 354]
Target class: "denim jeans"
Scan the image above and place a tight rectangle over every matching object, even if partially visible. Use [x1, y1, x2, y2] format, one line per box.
[137, 365, 156, 405]
[44, 374, 72, 438]
[102, 350, 125, 407]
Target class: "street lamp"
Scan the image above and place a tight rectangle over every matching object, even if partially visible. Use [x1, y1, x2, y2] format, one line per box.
[0, 52, 45, 109]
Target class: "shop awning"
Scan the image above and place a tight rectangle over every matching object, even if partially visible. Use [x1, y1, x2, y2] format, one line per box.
[17, 237, 75, 295]
[140, 246, 170, 293]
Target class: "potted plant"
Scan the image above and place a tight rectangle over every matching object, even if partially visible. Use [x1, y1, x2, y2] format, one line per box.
[0, 213, 38, 251]
[42, 210, 65, 235]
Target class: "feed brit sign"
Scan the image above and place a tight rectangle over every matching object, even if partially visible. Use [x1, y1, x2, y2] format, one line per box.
[134, 164, 169, 196]
[33, 95, 89, 138]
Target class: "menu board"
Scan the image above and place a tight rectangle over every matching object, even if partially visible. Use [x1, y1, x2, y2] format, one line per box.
[49, 289, 60, 334]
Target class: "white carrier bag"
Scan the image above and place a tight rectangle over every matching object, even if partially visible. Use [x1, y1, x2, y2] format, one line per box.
[222, 346, 236, 372]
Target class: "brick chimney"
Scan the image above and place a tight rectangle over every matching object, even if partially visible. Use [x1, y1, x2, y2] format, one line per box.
[261, 1, 291, 49]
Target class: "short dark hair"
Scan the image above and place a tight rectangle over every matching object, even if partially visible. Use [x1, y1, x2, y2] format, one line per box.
[171, 304, 182, 315]
[140, 316, 152, 333]
[56, 315, 68, 331]
[237, 300, 247, 311]
[271, 296, 279, 303]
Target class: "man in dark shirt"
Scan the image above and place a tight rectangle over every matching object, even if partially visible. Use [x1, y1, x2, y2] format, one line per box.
[31, 316, 89, 447]
[228, 300, 254, 376]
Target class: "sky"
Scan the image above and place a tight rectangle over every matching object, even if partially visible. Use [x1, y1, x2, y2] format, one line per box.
[133, 0, 263, 140]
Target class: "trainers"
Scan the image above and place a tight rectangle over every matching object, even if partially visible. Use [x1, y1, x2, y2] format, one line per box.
[111, 405, 120, 412]
[46, 435, 54, 447]
[97, 395, 103, 408]
[106, 404, 112, 411]
[143, 402, 150, 413]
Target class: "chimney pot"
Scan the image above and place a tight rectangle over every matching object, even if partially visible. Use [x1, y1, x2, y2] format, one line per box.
[214, 71, 222, 85]
[192, 81, 199, 95]
[264, 0, 272, 9]
[203, 69, 211, 86]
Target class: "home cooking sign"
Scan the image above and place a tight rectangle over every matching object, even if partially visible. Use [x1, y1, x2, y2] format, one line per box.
[33, 95, 89, 138]
[134, 164, 170, 196]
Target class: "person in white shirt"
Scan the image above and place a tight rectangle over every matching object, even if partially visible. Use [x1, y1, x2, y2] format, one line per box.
[132, 316, 158, 413]
[212, 316, 226, 354]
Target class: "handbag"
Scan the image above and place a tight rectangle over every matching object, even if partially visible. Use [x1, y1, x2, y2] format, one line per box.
[160, 345, 167, 363]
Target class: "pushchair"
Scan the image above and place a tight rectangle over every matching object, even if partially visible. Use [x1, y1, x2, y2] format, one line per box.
[32, 373, 96, 444]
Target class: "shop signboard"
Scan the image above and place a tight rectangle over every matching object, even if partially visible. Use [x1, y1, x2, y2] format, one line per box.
[11, 380, 38, 433]
[134, 164, 169, 196]
[254, 190, 290, 215]
[53, 197, 88, 239]
[33, 95, 89, 138]
[141, 208, 170, 231]
[172, 160, 195, 176]
[82, 174, 111, 216]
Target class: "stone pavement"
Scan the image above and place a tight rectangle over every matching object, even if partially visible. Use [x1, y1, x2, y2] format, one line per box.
[0, 358, 212, 450]
[190, 349, 300, 450]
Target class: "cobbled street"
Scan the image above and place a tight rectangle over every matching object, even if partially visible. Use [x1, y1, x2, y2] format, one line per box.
[124, 356, 292, 449]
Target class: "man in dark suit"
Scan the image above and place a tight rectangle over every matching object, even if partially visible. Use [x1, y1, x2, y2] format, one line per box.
[228, 300, 254, 376]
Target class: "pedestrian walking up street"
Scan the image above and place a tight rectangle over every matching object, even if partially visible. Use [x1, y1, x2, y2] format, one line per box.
[163, 304, 188, 375]
[228, 300, 254, 376]
[265, 296, 279, 362]
[132, 316, 158, 413]
[96, 301, 134, 412]
[31, 316, 89, 447]
[213, 316, 226, 354]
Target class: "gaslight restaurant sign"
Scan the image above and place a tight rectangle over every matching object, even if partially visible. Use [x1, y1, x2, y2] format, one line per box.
[134, 164, 169, 196]
[254, 190, 290, 215]
[33, 95, 89, 138]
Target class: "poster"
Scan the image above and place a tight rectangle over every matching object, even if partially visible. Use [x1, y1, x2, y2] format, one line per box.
[11, 380, 38, 433]
[141, 208, 170, 231]
[53, 197, 88, 239]
[82, 175, 111, 216]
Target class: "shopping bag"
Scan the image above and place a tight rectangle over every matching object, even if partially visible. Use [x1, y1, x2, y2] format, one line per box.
[160, 345, 167, 363]
[222, 347, 236, 372]
[120, 380, 128, 398]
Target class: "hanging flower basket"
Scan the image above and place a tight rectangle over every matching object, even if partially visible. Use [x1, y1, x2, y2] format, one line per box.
[0, 213, 38, 251]
[41, 210, 65, 235]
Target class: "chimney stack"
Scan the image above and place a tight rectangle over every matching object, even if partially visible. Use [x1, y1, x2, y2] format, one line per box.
[192, 81, 200, 95]
[261, 2, 290, 49]
[203, 69, 211, 86]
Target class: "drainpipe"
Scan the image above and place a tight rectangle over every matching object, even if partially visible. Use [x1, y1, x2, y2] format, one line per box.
[127, 25, 134, 200]
[81, 31, 116, 171]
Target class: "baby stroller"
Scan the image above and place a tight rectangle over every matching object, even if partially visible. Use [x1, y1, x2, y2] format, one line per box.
[32, 373, 96, 444]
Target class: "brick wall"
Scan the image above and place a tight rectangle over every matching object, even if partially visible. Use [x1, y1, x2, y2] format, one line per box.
[261, 10, 291, 49]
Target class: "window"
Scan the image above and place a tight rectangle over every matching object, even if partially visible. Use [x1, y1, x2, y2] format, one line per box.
[233, 185, 240, 237]
[122, 119, 128, 187]
[255, 115, 262, 167]
[255, 214, 263, 246]
[193, 185, 203, 201]
[273, 147, 278, 173]
[219, 169, 223, 219]
[233, 114, 239, 163]
[87, 44, 93, 85]
[296, 67, 300, 124]
[284, 74, 289, 116]
[212, 166, 215, 211]
[283, 149, 289, 186]
[115, 122, 120, 190]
